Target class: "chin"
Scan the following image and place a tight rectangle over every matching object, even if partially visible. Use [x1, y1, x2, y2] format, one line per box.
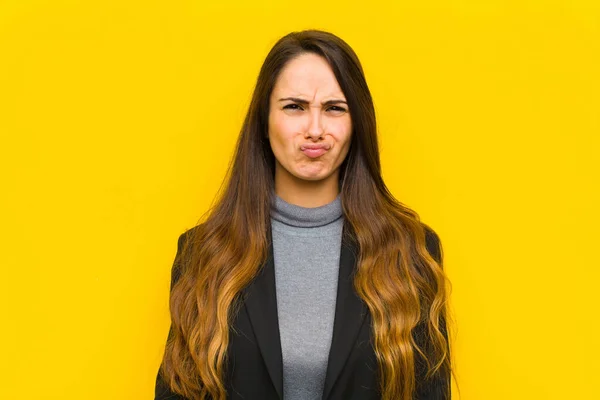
[287, 163, 332, 182]
[300, 176, 325, 182]
[294, 171, 329, 181]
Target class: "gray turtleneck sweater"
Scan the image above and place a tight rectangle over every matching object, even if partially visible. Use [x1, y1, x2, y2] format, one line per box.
[270, 189, 344, 400]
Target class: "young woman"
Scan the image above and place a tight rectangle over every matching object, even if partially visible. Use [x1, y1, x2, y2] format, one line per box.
[155, 29, 453, 400]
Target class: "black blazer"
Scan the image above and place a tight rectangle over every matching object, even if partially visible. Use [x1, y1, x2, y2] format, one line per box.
[155, 223, 450, 400]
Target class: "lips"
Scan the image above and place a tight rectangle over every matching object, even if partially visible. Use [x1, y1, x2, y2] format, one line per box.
[300, 144, 331, 151]
[300, 144, 331, 158]
[302, 148, 328, 158]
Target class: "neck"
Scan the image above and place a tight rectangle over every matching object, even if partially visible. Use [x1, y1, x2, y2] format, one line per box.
[270, 187, 343, 228]
[274, 164, 340, 208]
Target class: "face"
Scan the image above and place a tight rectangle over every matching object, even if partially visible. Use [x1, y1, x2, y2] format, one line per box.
[268, 52, 352, 184]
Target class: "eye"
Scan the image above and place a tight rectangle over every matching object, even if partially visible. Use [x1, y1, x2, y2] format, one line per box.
[283, 103, 304, 111]
[327, 105, 347, 114]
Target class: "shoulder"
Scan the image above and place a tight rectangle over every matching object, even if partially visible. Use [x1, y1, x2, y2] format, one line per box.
[421, 222, 443, 266]
[176, 224, 203, 250]
[170, 224, 204, 290]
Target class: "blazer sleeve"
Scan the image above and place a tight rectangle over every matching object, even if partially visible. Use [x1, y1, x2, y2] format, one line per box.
[155, 231, 189, 400]
[414, 226, 452, 400]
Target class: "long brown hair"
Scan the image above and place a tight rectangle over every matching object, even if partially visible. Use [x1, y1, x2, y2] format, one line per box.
[160, 29, 454, 400]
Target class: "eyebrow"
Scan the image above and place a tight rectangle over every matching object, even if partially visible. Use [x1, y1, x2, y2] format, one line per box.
[278, 97, 347, 106]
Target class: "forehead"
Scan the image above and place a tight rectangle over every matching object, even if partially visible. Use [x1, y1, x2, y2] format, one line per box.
[271, 53, 345, 98]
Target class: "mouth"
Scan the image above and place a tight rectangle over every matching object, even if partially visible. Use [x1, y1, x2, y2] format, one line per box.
[301, 148, 328, 158]
[300, 143, 330, 159]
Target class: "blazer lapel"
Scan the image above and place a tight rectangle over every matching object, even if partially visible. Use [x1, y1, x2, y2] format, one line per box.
[243, 225, 367, 400]
[242, 238, 284, 399]
[322, 231, 368, 399]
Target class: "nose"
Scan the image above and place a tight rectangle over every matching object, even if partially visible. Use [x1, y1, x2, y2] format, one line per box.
[306, 108, 324, 138]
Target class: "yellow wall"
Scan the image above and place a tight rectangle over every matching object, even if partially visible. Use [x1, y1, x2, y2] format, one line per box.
[1, 0, 598, 398]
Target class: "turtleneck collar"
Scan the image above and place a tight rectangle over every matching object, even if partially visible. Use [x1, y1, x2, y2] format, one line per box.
[270, 188, 343, 228]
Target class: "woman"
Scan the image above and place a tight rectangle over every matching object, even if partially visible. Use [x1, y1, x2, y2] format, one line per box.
[155, 30, 453, 400]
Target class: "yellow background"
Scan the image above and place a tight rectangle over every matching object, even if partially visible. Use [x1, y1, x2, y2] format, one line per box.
[1, 0, 598, 398]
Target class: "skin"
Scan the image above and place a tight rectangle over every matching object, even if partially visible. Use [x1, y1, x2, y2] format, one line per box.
[268, 52, 353, 208]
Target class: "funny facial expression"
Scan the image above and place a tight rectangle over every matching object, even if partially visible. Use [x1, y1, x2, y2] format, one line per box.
[268, 52, 352, 184]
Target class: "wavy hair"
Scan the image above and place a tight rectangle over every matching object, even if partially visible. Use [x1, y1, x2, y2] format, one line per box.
[159, 29, 455, 400]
